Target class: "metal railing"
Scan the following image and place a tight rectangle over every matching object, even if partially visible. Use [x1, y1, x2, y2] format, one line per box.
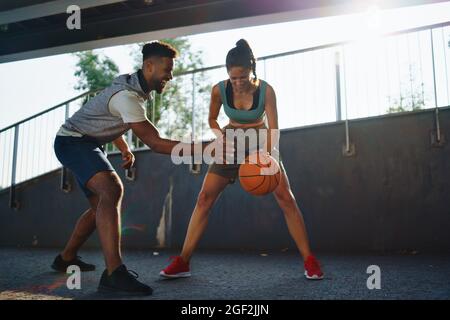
[1, 21, 449, 208]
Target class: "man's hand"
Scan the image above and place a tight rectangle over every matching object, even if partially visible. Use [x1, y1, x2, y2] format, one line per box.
[121, 150, 135, 169]
[112, 136, 135, 168]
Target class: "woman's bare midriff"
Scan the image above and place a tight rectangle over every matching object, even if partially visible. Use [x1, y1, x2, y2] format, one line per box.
[228, 119, 264, 128]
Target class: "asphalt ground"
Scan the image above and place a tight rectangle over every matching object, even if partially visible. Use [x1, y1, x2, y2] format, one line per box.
[0, 248, 449, 300]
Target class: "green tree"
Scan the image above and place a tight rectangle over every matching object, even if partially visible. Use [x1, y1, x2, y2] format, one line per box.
[387, 64, 425, 114]
[387, 93, 424, 113]
[74, 51, 119, 105]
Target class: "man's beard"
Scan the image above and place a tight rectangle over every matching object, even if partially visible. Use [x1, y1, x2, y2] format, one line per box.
[154, 79, 167, 94]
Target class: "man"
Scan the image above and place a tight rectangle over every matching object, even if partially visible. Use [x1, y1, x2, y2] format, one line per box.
[53, 41, 214, 295]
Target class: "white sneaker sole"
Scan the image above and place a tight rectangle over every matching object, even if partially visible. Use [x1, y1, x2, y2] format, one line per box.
[159, 271, 191, 278]
[304, 271, 324, 280]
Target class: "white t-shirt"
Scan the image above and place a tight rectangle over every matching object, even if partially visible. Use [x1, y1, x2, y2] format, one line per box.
[57, 90, 147, 137]
[108, 90, 148, 123]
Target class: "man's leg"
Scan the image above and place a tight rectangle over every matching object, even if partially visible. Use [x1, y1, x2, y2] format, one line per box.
[85, 170, 152, 295]
[86, 171, 124, 274]
[60, 195, 98, 261]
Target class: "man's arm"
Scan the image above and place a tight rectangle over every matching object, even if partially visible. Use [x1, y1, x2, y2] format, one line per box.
[130, 120, 208, 156]
[112, 135, 131, 154]
[112, 135, 135, 169]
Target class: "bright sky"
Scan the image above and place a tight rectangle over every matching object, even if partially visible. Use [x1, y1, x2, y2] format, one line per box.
[1, 1, 450, 130]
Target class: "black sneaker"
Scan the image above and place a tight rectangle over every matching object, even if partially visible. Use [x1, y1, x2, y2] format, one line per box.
[51, 254, 96, 272]
[98, 264, 153, 296]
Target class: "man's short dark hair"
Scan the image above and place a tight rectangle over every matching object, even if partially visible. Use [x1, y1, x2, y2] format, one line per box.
[142, 41, 178, 62]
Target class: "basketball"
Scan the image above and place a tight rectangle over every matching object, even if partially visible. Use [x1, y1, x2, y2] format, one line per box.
[238, 152, 281, 196]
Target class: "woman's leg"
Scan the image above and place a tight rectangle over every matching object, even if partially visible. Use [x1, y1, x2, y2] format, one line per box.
[180, 172, 231, 263]
[273, 171, 312, 260]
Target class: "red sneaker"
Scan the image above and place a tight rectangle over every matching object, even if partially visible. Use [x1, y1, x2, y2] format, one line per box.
[304, 255, 324, 280]
[160, 256, 191, 278]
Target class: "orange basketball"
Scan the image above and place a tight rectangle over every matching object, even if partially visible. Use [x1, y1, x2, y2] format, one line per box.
[238, 152, 281, 196]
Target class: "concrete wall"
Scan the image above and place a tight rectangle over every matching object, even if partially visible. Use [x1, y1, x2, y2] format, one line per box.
[1, 108, 449, 253]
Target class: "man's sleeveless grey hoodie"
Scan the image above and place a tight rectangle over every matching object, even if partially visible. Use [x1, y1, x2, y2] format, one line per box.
[62, 72, 149, 144]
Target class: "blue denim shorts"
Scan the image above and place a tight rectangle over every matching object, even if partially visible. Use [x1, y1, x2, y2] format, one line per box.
[54, 135, 115, 197]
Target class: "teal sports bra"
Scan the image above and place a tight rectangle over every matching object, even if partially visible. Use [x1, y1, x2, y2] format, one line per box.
[219, 80, 267, 124]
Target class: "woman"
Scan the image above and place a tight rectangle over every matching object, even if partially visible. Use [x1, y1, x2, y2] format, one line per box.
[160, 39, 324, 280]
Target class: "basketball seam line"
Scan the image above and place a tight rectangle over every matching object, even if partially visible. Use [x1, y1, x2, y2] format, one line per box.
[246, 175, 267, 193]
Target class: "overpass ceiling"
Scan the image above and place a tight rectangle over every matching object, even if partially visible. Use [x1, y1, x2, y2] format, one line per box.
[0, 0, 447, 63]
